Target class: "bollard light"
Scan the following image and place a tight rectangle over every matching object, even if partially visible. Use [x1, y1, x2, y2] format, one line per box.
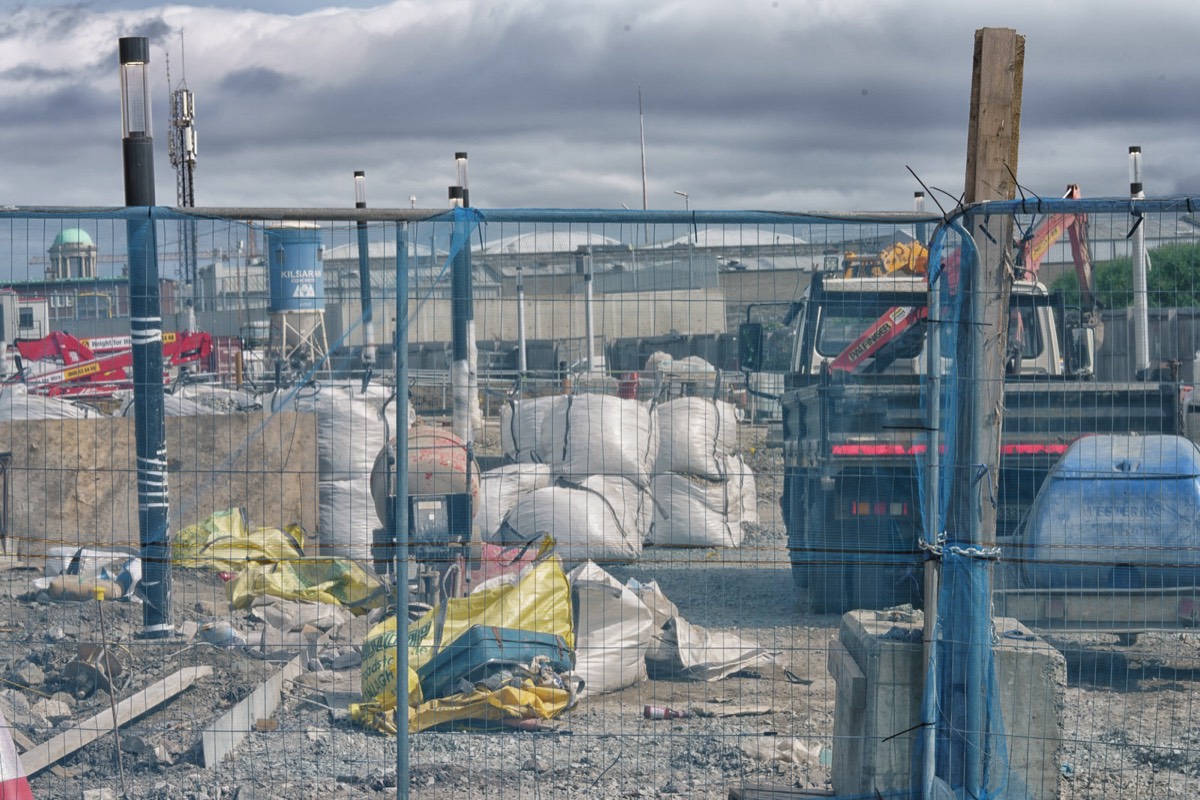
[120, 37, 155, 206]
[354, 170, 367, 209]
[119, 38, 152, 139]
[455, 152, 469, 207]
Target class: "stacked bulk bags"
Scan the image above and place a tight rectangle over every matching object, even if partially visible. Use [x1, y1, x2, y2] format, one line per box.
[494, 394, 657, 564]
[648, 397, 754, 548]
[271, 384, 389, 560]
[473, 463, 553, 542]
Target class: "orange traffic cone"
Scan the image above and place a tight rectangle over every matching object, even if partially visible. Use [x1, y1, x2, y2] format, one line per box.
[0, 710, 33, 800]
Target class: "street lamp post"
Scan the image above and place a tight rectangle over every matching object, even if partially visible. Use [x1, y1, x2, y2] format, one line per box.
[120, 36, 172, 638]
[354, 171, 376, 388]
[674, 190, 694, 282]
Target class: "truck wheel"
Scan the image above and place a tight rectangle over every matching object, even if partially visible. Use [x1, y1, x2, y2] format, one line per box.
[845, 517, 922, 612]
[805, 496, 851, 614]
[783, 471, 809, 592]
[849, 560, 921, 611]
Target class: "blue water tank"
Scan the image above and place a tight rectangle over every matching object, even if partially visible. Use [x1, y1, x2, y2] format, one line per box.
[265, 224, 324, 312]
[1021, 434, 1200, 589]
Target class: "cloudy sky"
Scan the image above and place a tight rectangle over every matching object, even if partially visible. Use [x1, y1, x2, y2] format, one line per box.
[1, 0, 1197, 213]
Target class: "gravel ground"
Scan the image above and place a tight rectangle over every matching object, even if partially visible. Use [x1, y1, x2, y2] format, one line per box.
[3, 420, 1199, 799]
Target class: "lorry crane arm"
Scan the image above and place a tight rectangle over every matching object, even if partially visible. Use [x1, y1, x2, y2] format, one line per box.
[11, 330, 213, 398]
[1016, 184, 1100, 317]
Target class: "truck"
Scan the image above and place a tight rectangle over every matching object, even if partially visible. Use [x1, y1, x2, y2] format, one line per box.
[740, 197, 1189, 614]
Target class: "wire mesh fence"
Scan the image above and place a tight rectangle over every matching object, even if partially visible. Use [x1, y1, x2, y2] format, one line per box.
[0, 199, 1198, 799]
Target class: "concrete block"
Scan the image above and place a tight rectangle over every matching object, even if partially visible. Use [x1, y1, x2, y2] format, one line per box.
[831, 610, 1064, 800]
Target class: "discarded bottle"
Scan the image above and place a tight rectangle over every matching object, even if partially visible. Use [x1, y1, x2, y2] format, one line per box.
[643, 705, 691, 720]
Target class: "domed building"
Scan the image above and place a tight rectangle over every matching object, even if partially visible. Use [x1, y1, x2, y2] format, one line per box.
[46, 228, 98, 281]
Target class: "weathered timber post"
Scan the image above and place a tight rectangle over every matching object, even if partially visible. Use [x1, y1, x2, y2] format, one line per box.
[952, 26, 1024, 798]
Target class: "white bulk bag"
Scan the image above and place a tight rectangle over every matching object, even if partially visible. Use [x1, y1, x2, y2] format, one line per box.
[548, 395, 658, 488]
[503, 485, 641, 564]
[576, 474, 653, 545]
[649, 472, 743, 548]
[500, 395, 564, 463]
[272, 384, 389, 556]
[652, 397, 740, 479]
[567, 561, 653, 696]
[474, 463, 553, 542]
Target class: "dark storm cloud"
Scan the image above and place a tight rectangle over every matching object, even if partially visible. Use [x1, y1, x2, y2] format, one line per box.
[0, 64, 75, 81]
[122, 14, 172, 45]
[218, 66, 295, 95]
[4, 1, 1200, 210]
[2, 83, 111, 127]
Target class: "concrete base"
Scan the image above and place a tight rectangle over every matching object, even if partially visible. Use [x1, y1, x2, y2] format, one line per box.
[830, 610, 1065, 800]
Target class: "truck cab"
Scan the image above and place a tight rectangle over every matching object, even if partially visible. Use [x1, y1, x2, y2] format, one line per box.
[776, 273, 1085, 380]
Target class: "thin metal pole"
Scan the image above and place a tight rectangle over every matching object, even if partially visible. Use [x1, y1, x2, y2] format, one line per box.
[356, 171, 377, 384]
[516, 264, 527, 374]
[921, 257, 942, 800]
[1130, 146, 1151, 375]
[449, 188, 473, 444]
[394, 222, 411, 799]
[639, 86, 649, 246]
[584, 250, 596, 373]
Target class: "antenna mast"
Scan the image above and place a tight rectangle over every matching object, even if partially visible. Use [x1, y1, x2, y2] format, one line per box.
[167, 33, 199, 314]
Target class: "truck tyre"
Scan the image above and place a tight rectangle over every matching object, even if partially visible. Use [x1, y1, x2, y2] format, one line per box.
[844, 516, 922, 612]
[805, 495, 851, 614]
[782, 471, 809, 592]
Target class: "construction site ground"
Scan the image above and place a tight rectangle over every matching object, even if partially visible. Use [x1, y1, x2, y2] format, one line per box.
[1, 422, 1197, 799]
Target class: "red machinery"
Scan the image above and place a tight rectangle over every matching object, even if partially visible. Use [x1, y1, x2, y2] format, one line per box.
[11, 330, 213, 399]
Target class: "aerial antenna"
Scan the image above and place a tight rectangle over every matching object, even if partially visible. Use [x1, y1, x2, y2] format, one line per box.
[168, 30, 199, 328]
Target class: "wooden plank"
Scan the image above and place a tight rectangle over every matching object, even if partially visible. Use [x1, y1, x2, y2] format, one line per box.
[202, 655, 304, 767]
[7, 727, 69, 778]
[728, 784, 835, 799]
[22, 666, 212, 776]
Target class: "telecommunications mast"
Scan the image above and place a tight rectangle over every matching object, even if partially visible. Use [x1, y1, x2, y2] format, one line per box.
[167, 36, 199, 323]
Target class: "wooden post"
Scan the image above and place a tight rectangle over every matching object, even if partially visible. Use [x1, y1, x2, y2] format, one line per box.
[952, 26, 1024, 799]
[955, 26, 1024, 549]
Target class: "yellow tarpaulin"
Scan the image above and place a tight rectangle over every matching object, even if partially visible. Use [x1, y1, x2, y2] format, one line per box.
[226, 557, 389, 614]
[173, 508, 305, 572]
[359, 680, 572, 734]
[357, 556, 574, 734]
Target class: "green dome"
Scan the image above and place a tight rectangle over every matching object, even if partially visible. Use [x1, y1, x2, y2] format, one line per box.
[52, 228, 94, 247]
